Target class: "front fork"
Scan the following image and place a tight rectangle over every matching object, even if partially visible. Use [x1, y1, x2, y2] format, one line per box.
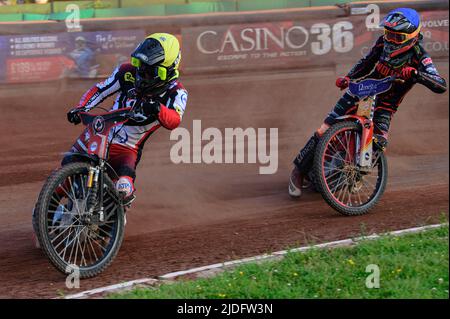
[86, 161, 105, 222]
[337, 96, 375, 169]
[357, 120, 374, 168]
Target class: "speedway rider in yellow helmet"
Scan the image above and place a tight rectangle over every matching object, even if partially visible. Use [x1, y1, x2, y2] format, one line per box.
[65, 33, 188, 206]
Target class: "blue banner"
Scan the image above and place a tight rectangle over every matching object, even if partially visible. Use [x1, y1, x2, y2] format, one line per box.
[1, 29, 145, 83]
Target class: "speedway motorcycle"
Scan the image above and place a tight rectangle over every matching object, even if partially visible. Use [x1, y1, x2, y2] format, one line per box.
[310, 76, 400, 216]
[33, 104, 141, 278]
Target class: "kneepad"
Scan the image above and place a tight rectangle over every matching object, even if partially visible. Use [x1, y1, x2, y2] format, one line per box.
[116, 176, 135, 198]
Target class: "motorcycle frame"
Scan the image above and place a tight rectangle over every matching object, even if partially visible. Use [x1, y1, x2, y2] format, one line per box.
[334, 95, 376, 168]
[78, 105, 139, 215]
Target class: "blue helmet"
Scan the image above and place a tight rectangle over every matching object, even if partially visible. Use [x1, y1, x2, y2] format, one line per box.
[381, 8, 421, 58]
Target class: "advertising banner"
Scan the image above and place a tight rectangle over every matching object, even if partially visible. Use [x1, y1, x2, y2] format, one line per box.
[182, 19, 361, 73]
[0, 10, 447, 83]
[0, 37, 6, 83]
[420, 10, 449, 57]
[181, 10, 449, 73]
[0, 30, 145, 84]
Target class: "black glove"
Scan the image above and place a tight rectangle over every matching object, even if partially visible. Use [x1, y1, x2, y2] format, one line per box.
[141, 100, 160, 117]
[67, 107, 84, 125]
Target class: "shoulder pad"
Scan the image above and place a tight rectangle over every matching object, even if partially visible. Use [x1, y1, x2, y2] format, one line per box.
[118, 63, 136, 83]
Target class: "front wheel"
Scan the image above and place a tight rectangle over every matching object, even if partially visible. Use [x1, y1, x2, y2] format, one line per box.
[34, 162, 125, 278]
[313, 121, 388, 216]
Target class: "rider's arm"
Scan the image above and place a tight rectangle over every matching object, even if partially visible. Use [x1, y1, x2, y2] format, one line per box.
[76, 66, 122, 111]
[416, 55, 447, 94]
[347, 36, 384, 80]
[158, 87, 188, 130]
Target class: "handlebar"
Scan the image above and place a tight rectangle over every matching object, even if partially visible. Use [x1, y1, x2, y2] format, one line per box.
[349, 69, 420, 87]
[78, 95, 145, 126]
[79, 107, 134, 126]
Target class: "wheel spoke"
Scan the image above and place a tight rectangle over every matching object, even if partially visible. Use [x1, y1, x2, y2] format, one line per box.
[54, 226, 74, 252]
[78, 230, 88, 267]
[84, 235, 94, 265]
[68, 176, 82, 215]
[61, 227, 74, 261]
[97, 226, 112, 238]
[344, 181, 352, 206]
[356, 185, 363, 205]
[372, 151, 382, 168]
[361, 181, 375, 199]
[337, 180, 348, 203]
[86, 234, 99, 262]
[73, 228, 81, 266]
[327, 142, 346, 163]
[104, 205, 118, 222]
[58, 183, 77, 205]
[51, 219, 80, 245]
[67, 231, 76, 266]
[326, 169, 344, 183]
[335, 134, 348, 155]
[331, 173, 346, 194]
[325, 154, 347, 165]
[89, 234, 108, 253]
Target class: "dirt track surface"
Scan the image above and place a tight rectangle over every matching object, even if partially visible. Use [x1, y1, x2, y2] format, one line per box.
[0, 64, 448, 298]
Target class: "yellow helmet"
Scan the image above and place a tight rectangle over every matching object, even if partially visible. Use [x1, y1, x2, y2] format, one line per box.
[131, 33, 181, 95]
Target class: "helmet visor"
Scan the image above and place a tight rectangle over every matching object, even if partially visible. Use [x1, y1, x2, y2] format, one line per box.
[384, 27, 420, 44]
[132, 58, 167, 81]
[134, 64, 169, 95]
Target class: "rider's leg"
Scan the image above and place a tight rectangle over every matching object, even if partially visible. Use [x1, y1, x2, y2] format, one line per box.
[373, 106, 395, 151]
[289, 92, 359, 197]
[289, 132, 321, 197]
[107, 144, 139, 207]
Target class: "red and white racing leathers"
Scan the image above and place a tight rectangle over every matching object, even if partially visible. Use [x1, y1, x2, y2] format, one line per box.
[64, 63, 188, 196]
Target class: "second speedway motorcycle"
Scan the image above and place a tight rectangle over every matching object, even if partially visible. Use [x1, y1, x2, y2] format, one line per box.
[33, 105, 140, 278]
[310, 76, 399, 216]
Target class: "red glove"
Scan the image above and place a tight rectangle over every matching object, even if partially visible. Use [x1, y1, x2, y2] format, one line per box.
[336, 76, 350, 90]
[400, 67, 417, 80]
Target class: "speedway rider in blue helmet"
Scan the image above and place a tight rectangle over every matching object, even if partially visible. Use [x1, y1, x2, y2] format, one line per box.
[289, 8, 447, 197]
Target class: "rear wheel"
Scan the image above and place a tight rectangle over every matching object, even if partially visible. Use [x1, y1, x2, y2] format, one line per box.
[313, 121, 388, 216]
[35, 162, 124, 278]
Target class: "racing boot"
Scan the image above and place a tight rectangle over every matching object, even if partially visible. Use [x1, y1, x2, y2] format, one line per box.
[118, 192, 136, 226]
[373, 134, 388, 152]
[116, 176, 136, 226]
[288, 166, 305, 198]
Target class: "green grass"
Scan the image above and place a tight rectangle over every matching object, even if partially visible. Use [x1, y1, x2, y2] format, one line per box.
[110, 225, 449, 299]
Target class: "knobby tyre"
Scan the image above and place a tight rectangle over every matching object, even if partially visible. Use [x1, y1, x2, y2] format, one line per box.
[313, 121, 388, 216]
[34, 162, 125, 278]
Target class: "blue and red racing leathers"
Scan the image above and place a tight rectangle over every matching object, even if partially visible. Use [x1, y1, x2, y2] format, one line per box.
[63, 63, 188, 197]
[293, 35, 447, 174]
